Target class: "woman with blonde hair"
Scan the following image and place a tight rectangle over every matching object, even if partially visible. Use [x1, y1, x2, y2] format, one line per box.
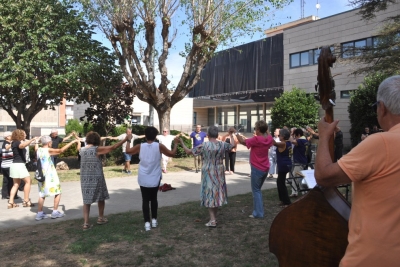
[7, 129, 39, 209]
[34, 134, 81, 220]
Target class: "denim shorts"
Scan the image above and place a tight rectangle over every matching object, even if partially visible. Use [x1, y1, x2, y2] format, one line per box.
[123, 152, 132, 161]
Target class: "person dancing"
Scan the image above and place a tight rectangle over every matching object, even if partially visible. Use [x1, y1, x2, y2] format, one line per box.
[7, 130, 39, 209]
[79, 131, 130, 230]
[126, 126, 179, 231]
[180, 125, 234, 227]
[34, 134, 81, 220]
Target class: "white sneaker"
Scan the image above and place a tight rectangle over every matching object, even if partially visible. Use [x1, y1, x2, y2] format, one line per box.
[35, 212, 49, 221]
[144, 222, 151, 231]
[151, 218, 158, 228]
[51, 210, 65, 219]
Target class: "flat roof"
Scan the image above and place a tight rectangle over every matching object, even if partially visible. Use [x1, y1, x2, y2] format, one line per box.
[264, 16, 319, 36]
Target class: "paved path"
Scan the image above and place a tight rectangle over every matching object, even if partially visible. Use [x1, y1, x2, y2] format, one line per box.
[0, 146, 277, 230]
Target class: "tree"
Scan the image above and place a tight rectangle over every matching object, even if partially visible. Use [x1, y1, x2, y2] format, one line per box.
[81, 82, 135, 136]
[348, 0, 396, 20]
[347, 0, 399, 76]
[78, 0, 292, 131]
[0, 0, 122, 136]
[270, 87, 319, 130]
[348, 73, 389, 147]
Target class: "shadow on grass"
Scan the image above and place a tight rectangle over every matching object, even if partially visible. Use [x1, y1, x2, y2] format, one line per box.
[63, 189, 282, 266]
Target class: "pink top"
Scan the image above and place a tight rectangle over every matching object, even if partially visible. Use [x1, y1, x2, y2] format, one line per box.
[245, 135, 273, 172]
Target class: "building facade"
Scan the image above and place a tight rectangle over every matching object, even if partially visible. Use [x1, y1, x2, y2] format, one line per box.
[283, 4, 399, 146]
[190, 35, 284, 133]
[191, 2, 400, 146]
[0, 101, 67, 137]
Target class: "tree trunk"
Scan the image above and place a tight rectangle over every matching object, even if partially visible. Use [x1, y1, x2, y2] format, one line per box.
[157, 108, 171, 131]
[22, 121, 31, 139]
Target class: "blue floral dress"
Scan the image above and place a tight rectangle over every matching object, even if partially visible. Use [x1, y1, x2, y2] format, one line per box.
[37, 148, 61, 197]
[192, 141, 233, 207]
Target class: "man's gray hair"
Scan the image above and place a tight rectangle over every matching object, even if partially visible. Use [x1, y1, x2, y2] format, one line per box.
[377, 75, 400, 115]
[279, 128, 291, 140]
[41, 135, 52, 145]
[207, 125, 219, 138]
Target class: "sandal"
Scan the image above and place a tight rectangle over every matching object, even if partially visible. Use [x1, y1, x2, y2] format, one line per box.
[7, 202, 19, 209]
[289, 194, 298, 198]
[82, 223, 93, 231]
[205, 220, 217, 228]
[97, 217, 108, 225]
[22, 199, 35, 207]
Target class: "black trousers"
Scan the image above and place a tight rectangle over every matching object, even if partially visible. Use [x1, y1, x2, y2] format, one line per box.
[225, 151, 237, 172]
[334, 145, 343, 162]
[277, 171, 291, 205]
[140, 182, 160, 222]
[1, 168, 13, 198]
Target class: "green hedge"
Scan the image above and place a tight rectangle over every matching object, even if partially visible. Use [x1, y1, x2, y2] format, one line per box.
[29, 126, 192, 164]
[107, 127, 192, 164]
[170, 130, 192, 158]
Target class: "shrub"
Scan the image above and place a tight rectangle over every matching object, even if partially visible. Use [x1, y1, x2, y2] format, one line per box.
[59, 143, 79, 158]
[65, 119, 84, 135]
[170, 130, 192, 158]
[271, 87, 319, 130]
[348, 73, 389, 147]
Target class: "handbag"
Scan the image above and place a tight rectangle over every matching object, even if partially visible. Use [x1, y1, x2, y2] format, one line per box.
[35, 158, 45, 182]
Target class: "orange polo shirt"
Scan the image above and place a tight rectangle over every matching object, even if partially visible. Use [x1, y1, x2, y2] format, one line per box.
[338, 123, 400, 267]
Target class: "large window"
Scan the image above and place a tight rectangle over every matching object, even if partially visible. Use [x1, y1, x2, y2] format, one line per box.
[7, 126, 16, 131]
[290, 51, 310, 68]
[341, 38, 370, 58]
[290, 47, 333, 68]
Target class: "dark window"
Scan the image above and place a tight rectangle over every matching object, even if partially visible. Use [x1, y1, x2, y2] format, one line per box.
[313, 49, 320, 64]
[290, 51, 310, 68]
[7, 126, 16, 131]
[342, 39, 368, 58]
[300, 51, 309, 65]
[193, 112, 197, 125]
[291, 47, 334, 68]
[340, 90, 353, 99]
[290, 53, 300, 68]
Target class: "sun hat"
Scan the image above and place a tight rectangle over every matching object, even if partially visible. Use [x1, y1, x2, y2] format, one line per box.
[3, 131, 12, 138]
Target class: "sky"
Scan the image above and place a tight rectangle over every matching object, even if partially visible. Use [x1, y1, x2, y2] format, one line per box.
[93, 0, 354, 88]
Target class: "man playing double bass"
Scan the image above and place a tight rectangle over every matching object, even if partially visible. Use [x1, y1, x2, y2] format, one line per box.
[315, 75, 400, 267]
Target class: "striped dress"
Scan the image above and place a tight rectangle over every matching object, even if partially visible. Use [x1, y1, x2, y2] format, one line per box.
[79, 146, 109, 204]
[192, 141, 233, 208]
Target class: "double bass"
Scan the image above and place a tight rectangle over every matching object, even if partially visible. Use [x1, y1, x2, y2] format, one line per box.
[269, 47, 351, 267]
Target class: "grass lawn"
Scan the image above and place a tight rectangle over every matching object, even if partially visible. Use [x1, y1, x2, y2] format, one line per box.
[0, 157, 351, 266]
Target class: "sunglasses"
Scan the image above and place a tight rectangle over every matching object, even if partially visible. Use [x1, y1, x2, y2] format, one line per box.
[372, 101, 380, 113]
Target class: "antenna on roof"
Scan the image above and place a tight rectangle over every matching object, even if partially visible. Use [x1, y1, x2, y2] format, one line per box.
[316, 0, 320, 17]
[301, 0, 305, 18]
